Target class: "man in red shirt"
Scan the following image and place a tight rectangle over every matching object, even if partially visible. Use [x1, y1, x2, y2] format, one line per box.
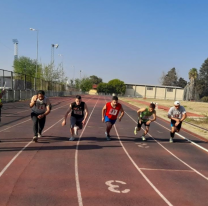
[102, 96, 124, 140]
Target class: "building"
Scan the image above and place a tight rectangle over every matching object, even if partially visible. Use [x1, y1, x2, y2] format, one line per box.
[125, 84, 184, 100]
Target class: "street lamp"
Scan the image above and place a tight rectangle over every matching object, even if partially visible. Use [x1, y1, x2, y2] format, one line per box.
[51, 44, 59, 68]
[58, 54, 64, 82]
[29, 28, 39, 78]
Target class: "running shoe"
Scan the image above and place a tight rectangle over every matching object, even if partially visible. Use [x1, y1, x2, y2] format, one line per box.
[74, 127, 78, 136]
[38, 133, 42, 138]
[169, 137, 173, 143]
[69, 136, 75, 141]
[106, 136, 111, 141]
[142, 136, 146, 141]
[105, 132, 111, 138]
[33, 136, 38, 142]
[134, 127, 137, 135]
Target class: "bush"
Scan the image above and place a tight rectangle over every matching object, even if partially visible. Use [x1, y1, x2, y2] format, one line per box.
[201, 96, 208, 102]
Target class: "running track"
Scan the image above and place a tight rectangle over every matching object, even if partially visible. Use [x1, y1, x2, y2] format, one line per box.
[0, 95, 208, 206]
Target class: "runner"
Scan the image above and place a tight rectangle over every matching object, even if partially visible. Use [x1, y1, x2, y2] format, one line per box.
[102, 96, 124, 141]
[62, 95, 88, 141]
[30, 90, 51, 142]
[168, 101, 187, 143]
[134, 103, 156, 141]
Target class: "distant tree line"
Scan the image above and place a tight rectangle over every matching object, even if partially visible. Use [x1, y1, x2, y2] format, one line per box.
[161, 57, 208, 101]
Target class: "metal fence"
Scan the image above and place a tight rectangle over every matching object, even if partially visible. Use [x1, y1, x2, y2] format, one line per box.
[0, 69, 65, 91]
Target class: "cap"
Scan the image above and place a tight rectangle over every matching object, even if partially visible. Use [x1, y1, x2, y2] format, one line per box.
[174, 101, 180, 106]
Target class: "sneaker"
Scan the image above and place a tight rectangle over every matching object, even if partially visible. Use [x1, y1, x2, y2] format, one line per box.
[38, 133, 42, 138]
[74, 127, 78, 136]
[105, 132, 111, 138]
[69, 136, 75, 141]
[169, 137, 173, 143]
[142, 136, 146, 141]
[106, 136, 111, 141]
[33, 136, 38, 142]
[134, 127, 137, 135]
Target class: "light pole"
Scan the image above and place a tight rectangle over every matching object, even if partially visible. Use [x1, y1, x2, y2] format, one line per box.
[51, 44, 59, 69]
[58, 54, 64, 82]
[29, 28, 39, 78]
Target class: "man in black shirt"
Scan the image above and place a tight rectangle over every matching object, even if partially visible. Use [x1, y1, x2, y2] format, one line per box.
[62, 95, 89, 141]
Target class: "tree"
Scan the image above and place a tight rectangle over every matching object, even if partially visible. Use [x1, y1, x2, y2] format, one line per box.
[97, 82, 108, 93]
[80, 77, 93, 92]
[89, 75, 102, 84]
[13, 56, 42, 78]
[108, 79, 126, 95]
[161, 67, 178, 86]
[198, 58, 208, 97]
[177, 77, 187, 88]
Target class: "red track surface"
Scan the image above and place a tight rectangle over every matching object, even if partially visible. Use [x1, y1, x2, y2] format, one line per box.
[0, 95, 208, 206]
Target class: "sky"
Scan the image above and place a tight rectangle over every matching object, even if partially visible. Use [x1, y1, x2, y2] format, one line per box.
[1, 0, 208, 85]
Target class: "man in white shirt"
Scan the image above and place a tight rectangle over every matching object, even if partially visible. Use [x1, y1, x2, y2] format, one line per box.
[30, 90, 51, 142]
[168, 101, 187, 143]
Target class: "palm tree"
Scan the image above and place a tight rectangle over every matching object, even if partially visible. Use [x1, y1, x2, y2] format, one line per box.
[188, 68, 198, 100]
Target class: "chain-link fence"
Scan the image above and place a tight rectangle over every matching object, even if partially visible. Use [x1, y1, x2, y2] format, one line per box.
[0, 69, 79, 102]
[0, 69, 65, 92]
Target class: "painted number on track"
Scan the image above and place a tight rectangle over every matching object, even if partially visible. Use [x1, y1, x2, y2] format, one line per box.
[105, 180, 130, 194]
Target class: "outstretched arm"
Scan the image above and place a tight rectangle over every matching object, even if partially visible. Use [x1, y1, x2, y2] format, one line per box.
[62, 104, 72, 126]
[102, 105, 106, 122]
[118, 105, 124, 122]
[82, 104, 89, 125]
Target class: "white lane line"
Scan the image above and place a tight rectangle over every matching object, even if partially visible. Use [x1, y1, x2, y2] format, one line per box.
[0, 118, 64, 178]
[155, 121, 208, 153]
[0, 102, 70, 133]
[114, 125, 173, 206]
[122, 101, 208, 153]
[75, 98, 99, 206]
[125, 111, 208, 181]
[140, 168, 194, 172]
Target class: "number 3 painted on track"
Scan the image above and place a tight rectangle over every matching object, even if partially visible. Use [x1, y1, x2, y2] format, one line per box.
[105, 180, 130, 193]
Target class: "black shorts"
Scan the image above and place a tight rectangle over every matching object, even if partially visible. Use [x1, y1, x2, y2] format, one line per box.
[70, 116, 83, 129]
[171, 120, 182, 130]
[137, 120, 150, 128]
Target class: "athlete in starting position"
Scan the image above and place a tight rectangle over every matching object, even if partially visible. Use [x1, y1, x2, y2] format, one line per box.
[134, 103, 156, 141]
[168, 101, 187, 143]
[102, 96, 124, 141]
[62, 95, 88, 141]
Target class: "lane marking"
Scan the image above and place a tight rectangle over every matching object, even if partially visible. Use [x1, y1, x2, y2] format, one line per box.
[114, 125, 173, 206]
[0, 118, 64, 177]
[0, 101, 71, 133]
[155, 121, 208, 153]
[105, 180, 130, 194]
[75, 97, 99, 206]
[121, 100, 208, 153]
[103, 96, 172, 205]
[125, 111, 208, 181]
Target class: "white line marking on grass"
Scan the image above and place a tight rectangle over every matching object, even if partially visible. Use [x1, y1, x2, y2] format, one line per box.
[139, 168, 194, 172]
[114, 125, 173, 206]
[125, 111, 208, 181]
[75, 98, 99, 206]
[0, 118, 64, 178]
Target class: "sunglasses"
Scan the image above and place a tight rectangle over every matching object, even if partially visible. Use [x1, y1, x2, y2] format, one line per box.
[175, 105, 179, 108]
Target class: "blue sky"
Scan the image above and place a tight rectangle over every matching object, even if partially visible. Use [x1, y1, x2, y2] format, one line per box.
[1, 0, 208, 85]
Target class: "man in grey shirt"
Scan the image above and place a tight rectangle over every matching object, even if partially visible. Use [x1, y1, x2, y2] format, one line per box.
[168, 101, 187, 143]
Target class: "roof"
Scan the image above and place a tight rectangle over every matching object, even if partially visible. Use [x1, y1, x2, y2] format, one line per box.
[125, 83, 182, 89]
